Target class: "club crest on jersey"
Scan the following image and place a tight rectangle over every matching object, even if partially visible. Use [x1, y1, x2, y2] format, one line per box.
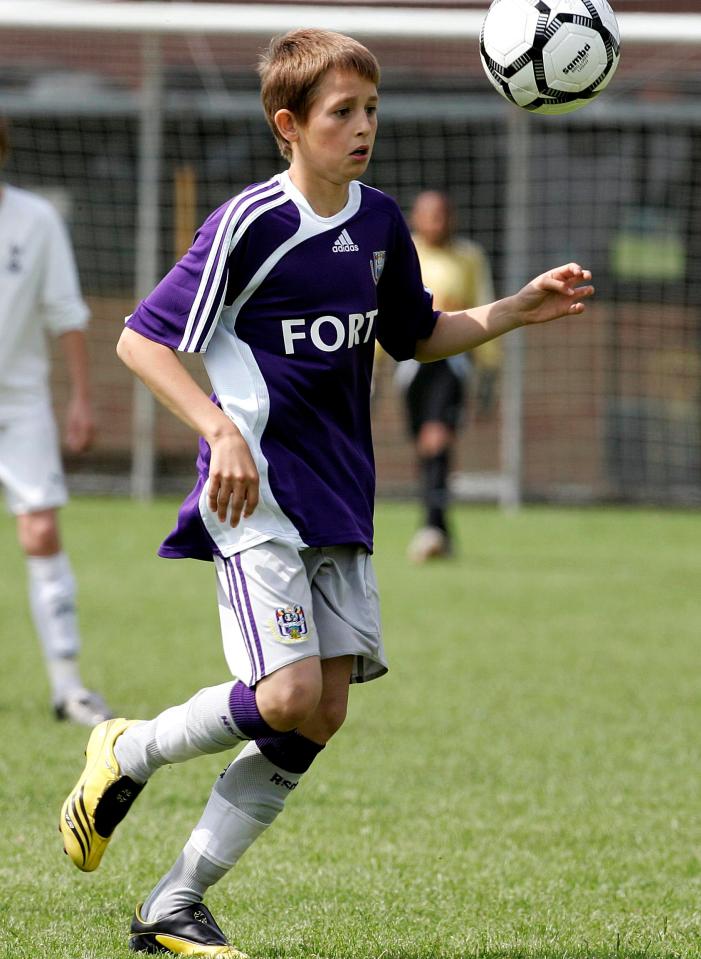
[274, 605, 308, 643]
[370, 250, 386, 285]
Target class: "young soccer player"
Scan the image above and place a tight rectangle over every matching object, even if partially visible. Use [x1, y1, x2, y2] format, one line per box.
[60, 29, 594, 956]
[0, 117, 112, 727]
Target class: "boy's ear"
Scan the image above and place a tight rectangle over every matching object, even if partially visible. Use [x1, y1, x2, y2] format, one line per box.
[274, 109, 299, 147]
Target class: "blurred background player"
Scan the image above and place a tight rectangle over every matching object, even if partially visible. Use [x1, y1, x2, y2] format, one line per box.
[396, 190, 498, 562]
[0, 117, 112, 726]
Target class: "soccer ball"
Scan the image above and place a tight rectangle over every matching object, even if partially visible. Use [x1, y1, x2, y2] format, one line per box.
[479, 0, 621, 115]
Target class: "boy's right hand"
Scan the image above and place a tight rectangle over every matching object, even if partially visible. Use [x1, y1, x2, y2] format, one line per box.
[207, 429, 260, 526]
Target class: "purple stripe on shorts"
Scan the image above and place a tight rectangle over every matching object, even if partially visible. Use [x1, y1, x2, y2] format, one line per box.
[235, 552, 266, 679]
[224, 557, 259, 685]
[257, 732, 325, 774]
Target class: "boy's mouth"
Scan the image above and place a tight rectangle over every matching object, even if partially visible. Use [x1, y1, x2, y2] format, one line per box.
[350, 146, 369, 158]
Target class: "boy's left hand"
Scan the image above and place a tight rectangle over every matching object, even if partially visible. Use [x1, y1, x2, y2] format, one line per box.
[514, 263, 594, 326]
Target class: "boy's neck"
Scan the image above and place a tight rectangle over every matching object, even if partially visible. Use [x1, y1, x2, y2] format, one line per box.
[287, 165, 350, 218]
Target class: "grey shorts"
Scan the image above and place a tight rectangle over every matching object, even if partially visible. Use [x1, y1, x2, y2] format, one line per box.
[214, 540, 387, 688]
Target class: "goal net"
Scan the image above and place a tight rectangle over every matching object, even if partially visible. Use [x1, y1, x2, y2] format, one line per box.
[2, 2, 700, 505]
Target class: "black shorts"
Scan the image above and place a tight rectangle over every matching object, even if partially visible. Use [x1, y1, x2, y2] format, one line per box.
[405, 360, 465, 437]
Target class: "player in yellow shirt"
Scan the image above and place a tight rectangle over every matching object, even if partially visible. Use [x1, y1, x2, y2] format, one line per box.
[397, 190, 497, 561]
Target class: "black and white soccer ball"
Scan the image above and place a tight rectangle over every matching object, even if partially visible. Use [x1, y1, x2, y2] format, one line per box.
[480, 0, 621, 115]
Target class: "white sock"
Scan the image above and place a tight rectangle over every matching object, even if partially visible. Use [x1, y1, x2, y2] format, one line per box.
[115, 683, 245, 784]
[141, 742, 305, 921]
[27, 552, 83, 701]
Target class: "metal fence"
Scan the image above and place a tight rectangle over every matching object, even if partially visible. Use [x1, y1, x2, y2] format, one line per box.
[2, 3, 701, 505]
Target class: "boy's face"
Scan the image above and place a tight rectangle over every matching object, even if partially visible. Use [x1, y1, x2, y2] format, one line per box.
[286, 67, 378, 185]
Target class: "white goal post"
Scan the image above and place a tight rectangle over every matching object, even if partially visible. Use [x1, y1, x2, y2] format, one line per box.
[3, 3, 701, 507]
[1, 2, 700, 42]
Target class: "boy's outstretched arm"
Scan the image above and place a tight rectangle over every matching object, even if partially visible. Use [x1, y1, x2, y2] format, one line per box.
[116, 327, 259, 526]
[415, 263, 594, 361]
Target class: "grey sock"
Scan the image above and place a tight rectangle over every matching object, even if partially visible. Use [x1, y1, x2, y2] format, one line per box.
[214, 740, 301, 824]
[140, 743, 306, 920]
[141, 843, 227, 921]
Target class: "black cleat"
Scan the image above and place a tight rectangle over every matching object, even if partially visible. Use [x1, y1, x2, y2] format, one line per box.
[129, 902, 248, 957]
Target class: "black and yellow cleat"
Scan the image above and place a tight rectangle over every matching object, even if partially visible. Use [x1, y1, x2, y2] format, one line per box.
[129, 903, 249, 957]
[59, 717, 145, 872]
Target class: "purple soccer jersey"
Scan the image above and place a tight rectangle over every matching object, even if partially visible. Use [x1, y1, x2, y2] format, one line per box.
[126, 172, 439, 560]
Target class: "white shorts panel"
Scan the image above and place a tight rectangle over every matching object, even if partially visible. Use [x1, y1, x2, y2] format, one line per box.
[0, 407, 67, 514]
[215, 542, 319, 687]
[214, 541, 387, 688]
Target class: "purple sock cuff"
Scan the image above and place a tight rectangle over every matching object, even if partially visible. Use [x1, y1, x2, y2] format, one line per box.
[228, 681, 277, 740]
[257, 732, 325, 774]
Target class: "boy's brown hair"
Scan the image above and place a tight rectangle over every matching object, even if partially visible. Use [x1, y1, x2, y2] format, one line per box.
[0, 117, 9, 169]
[258, 29, 380, 161]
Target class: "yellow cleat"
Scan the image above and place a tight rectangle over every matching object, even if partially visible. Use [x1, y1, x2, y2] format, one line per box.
[59, 717, 145, 872]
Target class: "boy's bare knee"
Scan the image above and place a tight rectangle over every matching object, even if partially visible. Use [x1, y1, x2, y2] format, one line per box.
[256, 660, 323, 731]
[265, 686, 319, 730]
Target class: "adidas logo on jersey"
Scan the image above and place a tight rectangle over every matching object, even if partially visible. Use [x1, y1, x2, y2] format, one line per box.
[332, 229, 359, 253]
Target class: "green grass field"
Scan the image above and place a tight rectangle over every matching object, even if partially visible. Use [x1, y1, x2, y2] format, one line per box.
[1, 499, 700, 958]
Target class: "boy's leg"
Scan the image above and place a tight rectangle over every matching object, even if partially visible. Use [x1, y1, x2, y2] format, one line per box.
[59, 662, 320, 874]
[60, 542, 325, 874]
[113, 664, 318, 785]
[115, 615, 326, 784]
[134, 656, 352, 930]
[127, 546, 378, 952]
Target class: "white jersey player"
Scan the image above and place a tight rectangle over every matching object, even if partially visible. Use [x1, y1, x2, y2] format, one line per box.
[0, 118, 111, 726]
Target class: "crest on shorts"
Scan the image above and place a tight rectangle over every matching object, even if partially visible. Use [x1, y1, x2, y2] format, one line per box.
[370, 250, 386, 285]
[274, 605, 308, 643]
